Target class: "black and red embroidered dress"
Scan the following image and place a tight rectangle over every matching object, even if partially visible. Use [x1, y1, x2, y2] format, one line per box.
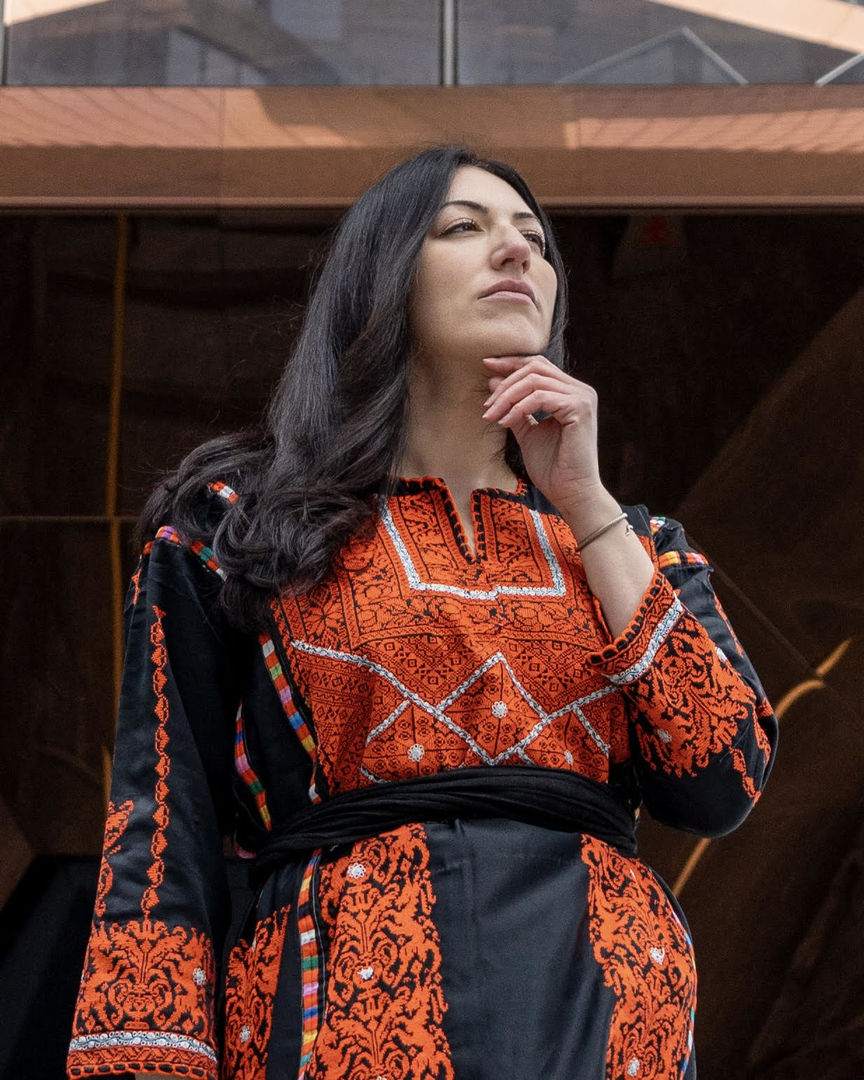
[68, 477, 777, 1080]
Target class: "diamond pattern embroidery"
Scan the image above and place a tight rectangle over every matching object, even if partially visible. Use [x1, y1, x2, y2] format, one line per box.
[291, 642, 612, 782]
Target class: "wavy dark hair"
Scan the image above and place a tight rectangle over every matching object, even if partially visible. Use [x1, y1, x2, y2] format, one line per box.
[141, 146, 569, 629]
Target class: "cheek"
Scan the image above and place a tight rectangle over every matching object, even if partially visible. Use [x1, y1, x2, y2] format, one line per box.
[408, 267, 451, 350]
[412, 265, 456, 329]
[540, 271, 559, 327]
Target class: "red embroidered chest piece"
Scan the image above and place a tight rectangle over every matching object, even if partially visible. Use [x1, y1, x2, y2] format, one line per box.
[272, 479, 629, 795]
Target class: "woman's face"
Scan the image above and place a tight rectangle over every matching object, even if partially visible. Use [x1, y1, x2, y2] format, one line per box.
[409, 165, 558, 367]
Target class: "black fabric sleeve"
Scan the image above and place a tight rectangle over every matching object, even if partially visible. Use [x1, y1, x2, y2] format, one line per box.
[588, 510, 778, 838]
[67, 536, 255, 1080]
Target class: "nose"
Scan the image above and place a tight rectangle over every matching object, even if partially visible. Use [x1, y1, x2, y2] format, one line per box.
[490, 223, 532, 272]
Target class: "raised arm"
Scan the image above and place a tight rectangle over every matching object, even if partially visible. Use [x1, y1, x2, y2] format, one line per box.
[483, 355, 777, 836]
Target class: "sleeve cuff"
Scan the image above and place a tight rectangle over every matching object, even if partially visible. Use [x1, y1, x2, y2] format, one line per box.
[588, 571, 684, 684]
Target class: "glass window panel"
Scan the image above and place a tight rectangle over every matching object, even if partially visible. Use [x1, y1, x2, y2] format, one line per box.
[0, 521, 112, 856]
[4, 0, 440, 86]
[117, 215, 335, 515]
[0, 218, 116, 517]
[458, 0, 856, 85]
[818, 51, 864, 84]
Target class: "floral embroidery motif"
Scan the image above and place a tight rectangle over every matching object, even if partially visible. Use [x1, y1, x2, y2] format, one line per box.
[68, 601, 218, 1080]
[625, 606, 752, 780]
[730, 747, 759, 800]
[130, 559, 144, 606]
[94, 799, 134, 919]
[224, 906, 292, 1080]
[308, 824, 453, 1080]
[581, 836, 696, 1080]
[143, 605, 171, 916]
[68, 918, 217, 1078]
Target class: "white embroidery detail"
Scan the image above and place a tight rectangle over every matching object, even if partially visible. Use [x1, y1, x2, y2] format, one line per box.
[650, 946, 666, 965]
[291, 643, 614, 779]
[378, 497, 566, 600]
[346, 862, 367, 879]
[240, 1025, 251, 1044]
[407, 743, 425, 761]
[358, 966, 374, 981]
[628, 1058, 640, 1076]
[564, 749, 574, 765]
[192, 966, 206, 987]
[491, 700, 508, 718]
[68, 1032, 218, 1063]
[609, 596, 683, 685]
[657, 729, 672, 743]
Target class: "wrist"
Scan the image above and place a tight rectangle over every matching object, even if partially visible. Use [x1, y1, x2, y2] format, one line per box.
[556, 487, 621, 536]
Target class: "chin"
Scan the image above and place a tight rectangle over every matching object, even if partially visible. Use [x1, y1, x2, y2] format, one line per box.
[475, 314, 550, 358]
[479, 333, 548, 358]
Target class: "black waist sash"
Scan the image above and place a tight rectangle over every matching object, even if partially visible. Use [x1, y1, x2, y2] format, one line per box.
[254, 767, 637, 880]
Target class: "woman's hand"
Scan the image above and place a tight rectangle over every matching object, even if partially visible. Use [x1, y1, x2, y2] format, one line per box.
[482, 354, 654, 636]
[481, 354, 606, 521]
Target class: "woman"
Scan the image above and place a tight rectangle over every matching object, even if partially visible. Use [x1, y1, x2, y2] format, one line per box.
[67, 147, 777, 1080]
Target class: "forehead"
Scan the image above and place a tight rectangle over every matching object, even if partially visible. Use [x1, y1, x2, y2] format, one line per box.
[443, 165, 535, 216]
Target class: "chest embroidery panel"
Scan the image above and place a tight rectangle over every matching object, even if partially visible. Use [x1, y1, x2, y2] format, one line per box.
[275, 488, 630, 795]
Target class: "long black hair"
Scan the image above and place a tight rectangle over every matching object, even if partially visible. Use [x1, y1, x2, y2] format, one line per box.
[140, 146, 569, 629]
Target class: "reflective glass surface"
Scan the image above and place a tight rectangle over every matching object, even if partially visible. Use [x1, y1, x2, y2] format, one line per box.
[458, 0, 857, 85]
[3, 0, 440, 86]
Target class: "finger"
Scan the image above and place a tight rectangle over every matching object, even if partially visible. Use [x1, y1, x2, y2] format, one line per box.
[481, 355, 551, 388]
[483, 356, 597, 409]
[482, 372, 577, 421]
[482, 354, 544, 370]
[495, 389, 574, 430]
[481, 354, 578, 408]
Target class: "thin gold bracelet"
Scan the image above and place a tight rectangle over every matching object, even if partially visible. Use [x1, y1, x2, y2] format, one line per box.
[577, 511, 632, 552]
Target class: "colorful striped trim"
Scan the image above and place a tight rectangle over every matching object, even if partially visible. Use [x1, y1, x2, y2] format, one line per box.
[152, 524, 180, 549]
[234, 705, 272, 831]
[149, 526, 226, 579]
[649, 515, 667, 535]
[297, 853, 322, 1079]
[188, 538, 226, 579]
[208, 480, 239, 504]
[259, 633, 321, 803]
[658, 550, 709, 570]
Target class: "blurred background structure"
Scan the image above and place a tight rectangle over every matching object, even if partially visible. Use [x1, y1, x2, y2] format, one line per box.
[1, 3, 863, 1078]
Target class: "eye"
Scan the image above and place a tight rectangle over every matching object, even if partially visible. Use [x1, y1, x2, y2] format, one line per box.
[523, 230, 547, 254]
[440, 218, 480, 236]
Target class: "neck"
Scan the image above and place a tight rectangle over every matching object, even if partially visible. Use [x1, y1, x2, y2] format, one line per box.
[399, 354, 516, 492]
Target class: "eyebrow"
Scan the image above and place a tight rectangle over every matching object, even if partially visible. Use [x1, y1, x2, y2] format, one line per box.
[438, 199, 543, 226]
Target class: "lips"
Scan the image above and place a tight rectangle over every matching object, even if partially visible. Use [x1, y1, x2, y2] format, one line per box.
[479, 279, 536, 305]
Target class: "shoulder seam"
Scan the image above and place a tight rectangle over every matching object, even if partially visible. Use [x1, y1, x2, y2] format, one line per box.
[149, 526, 226, 580]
